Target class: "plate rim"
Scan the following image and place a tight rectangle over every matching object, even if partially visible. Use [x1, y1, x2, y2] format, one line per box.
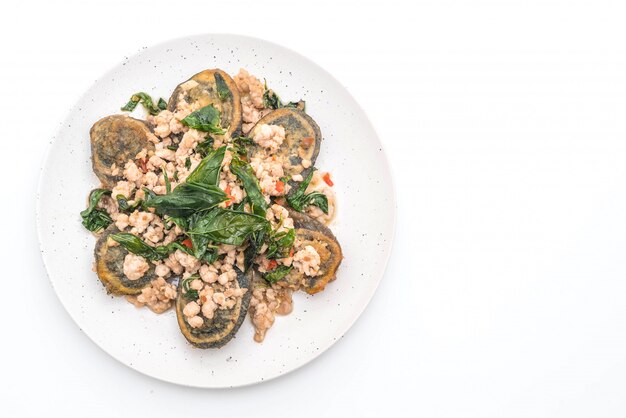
[35, 33, 397, 388]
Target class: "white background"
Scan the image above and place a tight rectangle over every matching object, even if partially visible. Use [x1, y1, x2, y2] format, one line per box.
[2, 0, 626, 416]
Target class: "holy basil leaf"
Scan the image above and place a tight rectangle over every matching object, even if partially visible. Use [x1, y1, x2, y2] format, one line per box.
[181, 104, 226, 134]
[181, 276, 200, 300]
[263, 88, 282, 110]
[186, 146, 225, 186]
[120, 92, 165, 116]
[196, 136, 214, 157]
[286, 169, 329, 214]
[143, 183, 227, 218]
[264, 266, 293, 284]
[230, 156, 268, 216]
[110, 232, 189, 261]
[80, 189, 113, 232]
[301, 192, 328, 214]
[231, 135, 254, 156]
[163, 169, 172, 194]
[116, 195, 144, 213]
[189, 232, 210, 260]
[265, 228, 296, 259]
[165, 216, 189, 231]
[262, 81, 305, 111]
[214, 72, 231, 102]
[188, 208, 270, 246]
[285, 100, 305, 111]
[231, 196, 249, 212]
[244, 230, 265, 271]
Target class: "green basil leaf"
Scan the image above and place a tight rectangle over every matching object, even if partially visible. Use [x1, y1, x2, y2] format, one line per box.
[120, 92, 165, 116]
[186, 146, 225, 186]
[163, 169, 172, 194]
[110, 233, 160, 260]
[188, 208, 270, 246]
[265, 228, 296, 259]
[158, 98, 168, 110]
[231, 135, 254, 156]
[143, 183, 227, 218]
[181, 275, 200, 300]
[181, 104, 226, 134]
[263, 89, 282, 110]
[231, 196, 248, 212]
[196, 136, 214, 157]
[264, 266, 293, 284]
[244, 230, 265, 271]
[116, 195, 144, 213]
[262, 81, 304, 111]
[286, 169, 328, 214]
[110, 232, 190, 261]
[301, 192, 328, 214]
[230, 156, 268, 216]
[80, 189, 113, 232]
[214, 72, 231, 102]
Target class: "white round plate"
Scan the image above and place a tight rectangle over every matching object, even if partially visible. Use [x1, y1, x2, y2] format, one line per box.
[37, 34, 396, 388]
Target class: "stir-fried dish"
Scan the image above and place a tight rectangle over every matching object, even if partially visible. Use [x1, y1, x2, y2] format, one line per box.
[80, 68, 342, 347]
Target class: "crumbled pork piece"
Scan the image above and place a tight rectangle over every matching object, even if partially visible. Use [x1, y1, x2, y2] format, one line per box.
[155, 148, 176, 161]
[123, 253, 149, 281]
[111, 180, 134, 200]
[190, 279, 204, 291]
[164, 252, 184, 275]
[115, 213, 129, 231]
[141, 171, 159, 188]
[252, 124, 285, 154]
[147, 155, 165, 171]
[128, 277, 176, 313]
[154, 263, 171, 277]
[143, 225, 164, 244]
[176, 128, 205, 159]
[201, 298, 217, 319]
[234, 68, 264, 108]
[150, 110, 175, 138]
[250, 156, 285, 196]
[218, 269, 237, 285]
[249, 286, 293, 342]
[199, 264, 219, 283]
[267, 204, 295, 231]
[187, 316, 204, 328]
[183, 301, 201, 317]
[241, 95, 261, 124]
[292, 245, 321, 277]
[128, 210, 154, 234]
[174, 249, 201, 274]
[124, 160, 143, 183]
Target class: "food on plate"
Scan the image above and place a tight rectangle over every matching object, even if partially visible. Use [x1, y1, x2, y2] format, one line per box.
[167, 69, 242, 138]
[90, 115, 156, 188]
[286, 208, 343, 295]
[175, 267, 252, 348]
[247, 108, 321, 189]
[80, 67, 342, 348]
[94, 224, 157, 295]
